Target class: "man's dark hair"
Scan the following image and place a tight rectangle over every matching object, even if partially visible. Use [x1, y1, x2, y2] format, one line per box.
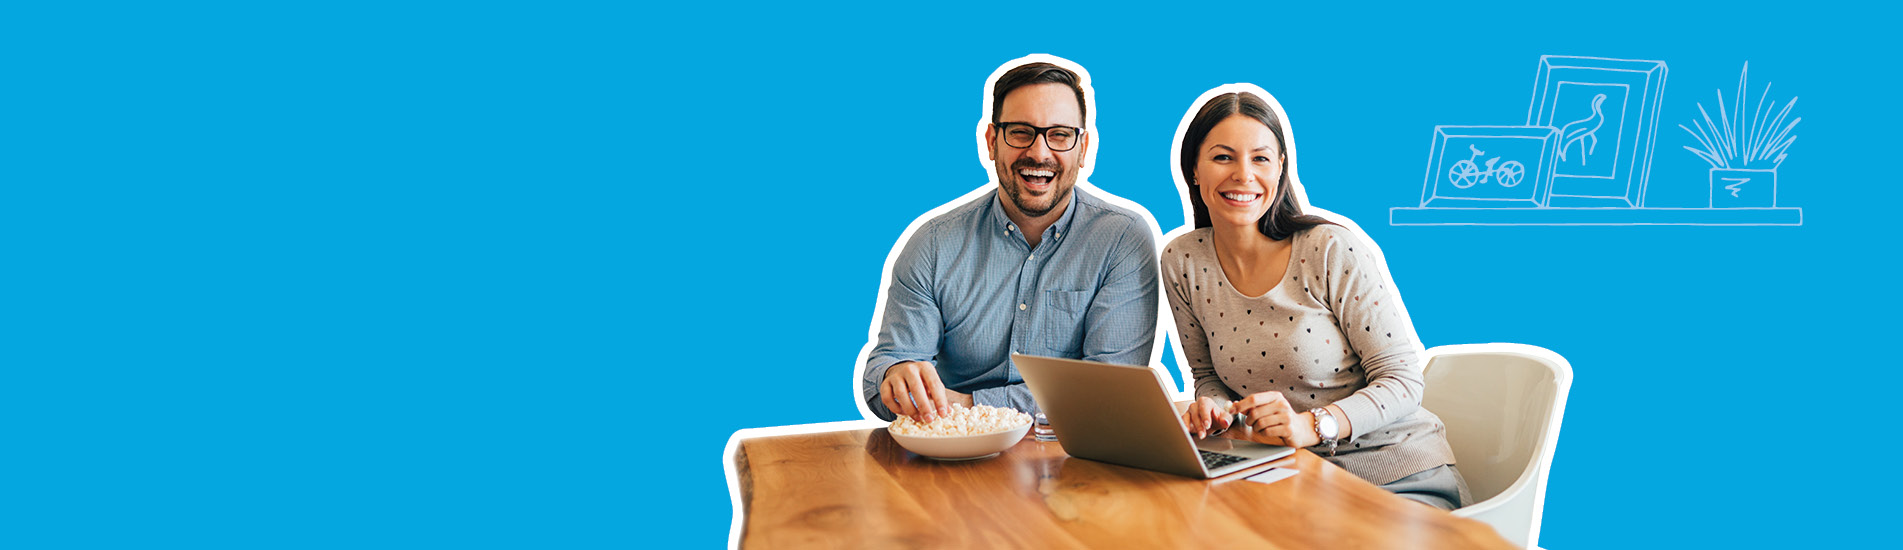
[990, 62, 1087, 126]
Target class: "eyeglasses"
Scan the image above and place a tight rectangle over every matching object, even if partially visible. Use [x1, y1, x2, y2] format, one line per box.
[996, 122, 1081, 152]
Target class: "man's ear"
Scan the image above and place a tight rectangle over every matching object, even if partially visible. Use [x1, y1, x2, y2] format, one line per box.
[984, 123, 997, 161]
[1079, 130, 1091, 167]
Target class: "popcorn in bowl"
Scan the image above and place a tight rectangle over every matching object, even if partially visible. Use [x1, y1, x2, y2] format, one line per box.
[885, 404, 1035, 460]
[889, 404, 1033, 437]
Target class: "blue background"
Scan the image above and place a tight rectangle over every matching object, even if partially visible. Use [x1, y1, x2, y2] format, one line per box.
[6, 2, 1895, 548]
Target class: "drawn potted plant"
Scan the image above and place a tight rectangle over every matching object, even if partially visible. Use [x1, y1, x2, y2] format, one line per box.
[1680, 62, 1800, 208]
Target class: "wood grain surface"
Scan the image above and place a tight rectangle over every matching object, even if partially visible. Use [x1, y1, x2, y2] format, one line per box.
[735, 428, 1516, 549]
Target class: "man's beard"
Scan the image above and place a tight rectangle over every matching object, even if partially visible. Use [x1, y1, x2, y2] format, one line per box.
[997, 158, 1073, 218]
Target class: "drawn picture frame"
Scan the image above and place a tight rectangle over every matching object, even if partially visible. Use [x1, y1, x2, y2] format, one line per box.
[1528, 56, 1667, 207]
[1419, 126, 1557, 208]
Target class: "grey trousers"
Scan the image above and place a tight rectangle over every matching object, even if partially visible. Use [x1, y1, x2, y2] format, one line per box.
[1381, 464, 1472, 511]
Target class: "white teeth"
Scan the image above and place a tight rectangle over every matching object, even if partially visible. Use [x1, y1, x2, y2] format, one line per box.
[1221, 192, 1261, 202]
[1019, 169, 1056, 178]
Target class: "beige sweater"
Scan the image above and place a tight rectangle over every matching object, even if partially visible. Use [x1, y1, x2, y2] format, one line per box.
[1163, 225, 1455, 485]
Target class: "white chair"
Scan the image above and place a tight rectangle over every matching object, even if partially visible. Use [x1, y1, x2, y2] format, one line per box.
[1420, 344, 1573, 549]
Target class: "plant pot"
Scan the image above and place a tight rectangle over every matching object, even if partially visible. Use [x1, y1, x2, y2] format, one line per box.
[1710, 168, 1778, 208]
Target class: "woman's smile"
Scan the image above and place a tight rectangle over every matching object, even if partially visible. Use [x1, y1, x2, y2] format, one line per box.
[1219, 191, 1262, 206]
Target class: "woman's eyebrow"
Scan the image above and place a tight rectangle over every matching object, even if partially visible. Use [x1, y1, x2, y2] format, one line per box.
[1207, 144, 1235, 153]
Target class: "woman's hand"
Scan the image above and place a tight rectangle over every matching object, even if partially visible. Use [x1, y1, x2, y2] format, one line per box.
[1182, 396, 1234, 438]
[1234, 391, 1320, 448]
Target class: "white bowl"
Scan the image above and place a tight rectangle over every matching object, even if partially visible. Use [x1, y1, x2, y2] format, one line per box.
[888, 423, 1031, 460]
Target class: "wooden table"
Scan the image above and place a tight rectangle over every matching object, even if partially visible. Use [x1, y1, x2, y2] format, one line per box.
[732, 427, 1516, 549]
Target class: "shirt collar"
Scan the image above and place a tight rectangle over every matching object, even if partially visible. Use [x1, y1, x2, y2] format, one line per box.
[990, 185, 1083, 242]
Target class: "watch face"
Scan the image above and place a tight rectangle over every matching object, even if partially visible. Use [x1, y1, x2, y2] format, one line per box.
[1315, 410, 1339, 439]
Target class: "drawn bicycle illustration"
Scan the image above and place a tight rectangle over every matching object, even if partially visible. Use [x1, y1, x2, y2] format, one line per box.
[1448, 144, 1525, 189]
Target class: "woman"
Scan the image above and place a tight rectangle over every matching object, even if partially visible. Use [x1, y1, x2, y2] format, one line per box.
[1165, 88, 1470, 510]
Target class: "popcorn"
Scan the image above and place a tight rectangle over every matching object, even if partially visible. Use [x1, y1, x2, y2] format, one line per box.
[888, 404, 1032, 437]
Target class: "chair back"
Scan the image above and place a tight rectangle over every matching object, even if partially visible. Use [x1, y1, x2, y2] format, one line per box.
[1421, 344, 1572, 549]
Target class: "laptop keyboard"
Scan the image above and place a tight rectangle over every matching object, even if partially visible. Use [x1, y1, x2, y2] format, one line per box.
[1199, 450, 1248, 470]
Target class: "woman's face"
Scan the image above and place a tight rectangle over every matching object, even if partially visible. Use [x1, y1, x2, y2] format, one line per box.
[1194, 115, 1284, 231]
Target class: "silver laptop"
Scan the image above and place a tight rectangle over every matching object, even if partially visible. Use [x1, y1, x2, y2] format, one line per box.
[1014, 354, 1295, 479]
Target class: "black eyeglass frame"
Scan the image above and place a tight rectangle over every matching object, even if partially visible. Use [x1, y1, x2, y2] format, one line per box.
[993, 122, 1083, 152]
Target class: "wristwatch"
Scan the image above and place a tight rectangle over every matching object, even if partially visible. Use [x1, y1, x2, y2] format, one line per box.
[1309, 407, 1340, 456]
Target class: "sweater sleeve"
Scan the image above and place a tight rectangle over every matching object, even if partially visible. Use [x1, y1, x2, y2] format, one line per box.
[1315, 227, 1425, 441]
[1164, 235, 1235, 407]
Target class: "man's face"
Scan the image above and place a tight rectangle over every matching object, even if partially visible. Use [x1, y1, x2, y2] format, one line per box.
[987, 82, 1088, 220]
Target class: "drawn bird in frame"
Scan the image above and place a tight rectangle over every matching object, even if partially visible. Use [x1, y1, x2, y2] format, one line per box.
[1558, 93, 1607, 164]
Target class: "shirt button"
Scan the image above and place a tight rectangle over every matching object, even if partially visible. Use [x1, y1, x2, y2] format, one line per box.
[1055, 232, 1062, 238]
[1008, 225, 1015, 232]
[1028, 254, 1035, 261]
[1019, 303, 1027, 310]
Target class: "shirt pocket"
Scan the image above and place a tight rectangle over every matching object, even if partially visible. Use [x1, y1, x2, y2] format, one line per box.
[1041, 289, 1092, 354]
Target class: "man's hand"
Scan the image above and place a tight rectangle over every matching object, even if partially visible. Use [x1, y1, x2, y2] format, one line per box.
[1234, 391, 1320, 448]
[880, 361, 950, 422]
[1182, 396, 1233, 439]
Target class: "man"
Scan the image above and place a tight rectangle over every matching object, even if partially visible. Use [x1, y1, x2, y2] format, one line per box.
[858, 57, 1160, 422]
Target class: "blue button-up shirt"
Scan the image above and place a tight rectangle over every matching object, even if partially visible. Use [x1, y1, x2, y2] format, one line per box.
[863, 186, 1159, 420]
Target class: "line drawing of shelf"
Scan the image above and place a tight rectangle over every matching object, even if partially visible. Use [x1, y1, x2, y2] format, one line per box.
[1392, 55, 1803, 228]
[1389, 206, 1801, 226]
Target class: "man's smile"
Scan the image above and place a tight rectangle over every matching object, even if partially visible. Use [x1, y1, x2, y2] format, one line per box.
[1018, 167, 1056, 190]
